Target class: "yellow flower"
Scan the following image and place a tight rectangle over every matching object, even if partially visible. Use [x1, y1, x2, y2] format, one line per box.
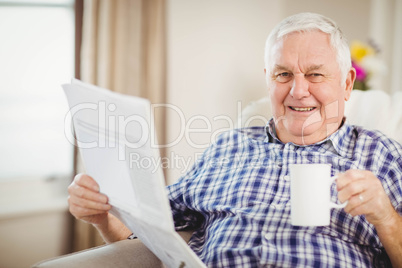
[350, 40, 375, 63]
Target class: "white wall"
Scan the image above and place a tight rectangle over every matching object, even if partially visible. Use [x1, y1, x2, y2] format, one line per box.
[166, 0, 283, 183]
[281, 0, 370, 41]
[165, 0, 398, 183]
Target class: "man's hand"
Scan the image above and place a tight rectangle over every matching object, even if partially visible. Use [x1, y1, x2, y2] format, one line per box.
[68, 173, 112, 226]
[68, 174, 132, 243]
[336, 169, 395, 227]
[337, 169, 402, 267]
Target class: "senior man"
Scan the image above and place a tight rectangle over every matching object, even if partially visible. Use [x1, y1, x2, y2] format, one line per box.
[68, 13, 402, 267]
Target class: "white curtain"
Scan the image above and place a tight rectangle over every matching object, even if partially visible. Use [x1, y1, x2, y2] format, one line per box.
[369, 0, 402, 93]
[73, 0, 166, 251]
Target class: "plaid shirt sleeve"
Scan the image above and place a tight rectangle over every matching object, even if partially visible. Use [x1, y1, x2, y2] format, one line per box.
[394, 156, 402, 214]
[167, 146, 210, 232]
[373, 141, 402, 214]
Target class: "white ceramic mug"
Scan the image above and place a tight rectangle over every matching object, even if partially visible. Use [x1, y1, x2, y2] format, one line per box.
[290, 164, 347, 226]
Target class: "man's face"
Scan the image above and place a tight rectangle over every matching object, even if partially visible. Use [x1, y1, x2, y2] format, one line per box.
[266, 31, 355, 145]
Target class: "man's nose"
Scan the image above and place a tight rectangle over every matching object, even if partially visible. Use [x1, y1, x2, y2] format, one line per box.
[290, 75, 310, 99]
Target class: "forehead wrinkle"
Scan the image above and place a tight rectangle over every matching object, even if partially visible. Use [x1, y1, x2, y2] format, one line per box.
[305, 64, 324, 72]
[272, 64, 289, 72]
[272, 63, 325, 74]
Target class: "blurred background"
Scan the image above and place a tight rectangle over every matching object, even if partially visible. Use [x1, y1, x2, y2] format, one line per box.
[0, 0, 401, 267]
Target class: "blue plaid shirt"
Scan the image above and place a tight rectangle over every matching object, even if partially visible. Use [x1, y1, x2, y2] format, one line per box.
[167, 118, 402, 267]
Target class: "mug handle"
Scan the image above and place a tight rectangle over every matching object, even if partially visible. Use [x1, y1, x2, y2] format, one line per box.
[329, 175, 348, 209]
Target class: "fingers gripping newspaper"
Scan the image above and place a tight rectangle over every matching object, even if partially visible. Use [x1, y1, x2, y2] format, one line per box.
[63, 79, 206, 268]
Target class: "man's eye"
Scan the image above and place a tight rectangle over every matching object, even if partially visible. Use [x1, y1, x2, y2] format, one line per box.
[307, 73, 325, 82]
[274, 72, 293, 82]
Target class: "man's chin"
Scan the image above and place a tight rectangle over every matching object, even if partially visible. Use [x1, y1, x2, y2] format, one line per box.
[281, 126, 327, 145]
[287, 124, 320, 137]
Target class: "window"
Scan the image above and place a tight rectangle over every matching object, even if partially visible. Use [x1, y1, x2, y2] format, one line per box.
[0, 0, 75, 180]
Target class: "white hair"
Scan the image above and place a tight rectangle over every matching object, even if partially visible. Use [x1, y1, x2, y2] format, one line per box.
[264, 12, 351, 85]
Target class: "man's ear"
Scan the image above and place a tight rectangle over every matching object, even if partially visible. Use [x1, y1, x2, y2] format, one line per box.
[264, 68, 269, 89]
[344, 68, 356, 101]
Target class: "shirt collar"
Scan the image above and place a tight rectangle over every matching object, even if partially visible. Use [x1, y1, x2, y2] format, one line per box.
[327, 118, 355, 158]
[264, 117, 354, 157]
[264, 118, 282, 144]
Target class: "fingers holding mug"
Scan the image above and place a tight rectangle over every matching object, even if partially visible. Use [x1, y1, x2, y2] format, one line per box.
[336, 170, 366, 206]
[336, 170, 395, 226]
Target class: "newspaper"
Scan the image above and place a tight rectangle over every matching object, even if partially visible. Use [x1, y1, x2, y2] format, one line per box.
[62, 79, 206, 268]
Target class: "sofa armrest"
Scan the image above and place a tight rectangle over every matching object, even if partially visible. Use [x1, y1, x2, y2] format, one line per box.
[32, 230, 194, 268]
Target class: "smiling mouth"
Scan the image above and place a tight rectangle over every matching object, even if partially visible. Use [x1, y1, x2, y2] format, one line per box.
[289, 106, 316, 112]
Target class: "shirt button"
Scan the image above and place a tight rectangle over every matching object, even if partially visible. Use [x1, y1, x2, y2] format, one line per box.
[265, 233, 273, 240]
[283, 175, 290, 181]
[286, 144, 294, 150]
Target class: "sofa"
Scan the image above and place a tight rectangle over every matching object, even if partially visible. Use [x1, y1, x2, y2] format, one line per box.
[32, 230, 193, 267]
[33, 89, 402, 267]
